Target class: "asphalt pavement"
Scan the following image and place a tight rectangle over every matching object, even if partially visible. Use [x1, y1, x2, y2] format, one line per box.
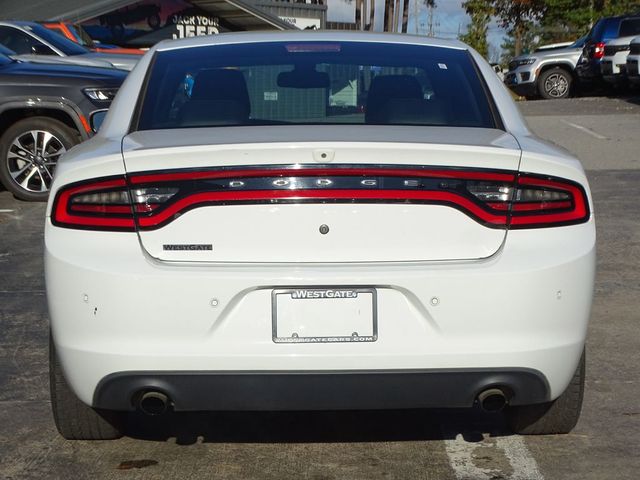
[0, 95, 639, 479]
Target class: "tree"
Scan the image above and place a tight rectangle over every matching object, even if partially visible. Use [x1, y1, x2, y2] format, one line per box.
[492, 0, 545, 56]
[459, 0, 494, 57]
[539, 0, 640, 44]
[500, 20, 539, 64]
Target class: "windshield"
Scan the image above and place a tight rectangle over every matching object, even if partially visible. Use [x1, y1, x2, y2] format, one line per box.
[26, 24, 88, 56]
[137, 41, 497, 131]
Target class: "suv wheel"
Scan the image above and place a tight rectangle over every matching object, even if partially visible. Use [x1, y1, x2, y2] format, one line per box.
[538, 67, 573, 99]
[0, 117, 79, 201]
[506, 349, 585, 434]
[50, 333, 125, 440]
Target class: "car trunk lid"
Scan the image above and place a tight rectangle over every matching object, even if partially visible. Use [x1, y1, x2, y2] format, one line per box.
[121, 126, 521, 263]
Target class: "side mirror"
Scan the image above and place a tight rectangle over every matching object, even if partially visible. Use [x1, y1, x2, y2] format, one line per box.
[31, 44, 56, 56]
[90, 110, 108, 133]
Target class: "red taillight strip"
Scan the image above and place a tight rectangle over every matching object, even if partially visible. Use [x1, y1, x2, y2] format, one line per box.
[130, 167, 515, 184]
[486, 201, 573, 212]
[70, 204, 132, 214]
[136, 189, 506, 229]
[512, 201, 573, 212]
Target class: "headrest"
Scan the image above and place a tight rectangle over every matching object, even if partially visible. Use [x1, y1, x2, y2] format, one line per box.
[366, 75, 424, 123]
[191, 69, 250, 113]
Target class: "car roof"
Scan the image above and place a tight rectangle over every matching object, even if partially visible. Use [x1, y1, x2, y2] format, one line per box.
[153, 31, 468, 53]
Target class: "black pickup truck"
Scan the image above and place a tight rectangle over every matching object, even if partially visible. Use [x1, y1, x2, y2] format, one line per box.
[0, 50, 126, 201]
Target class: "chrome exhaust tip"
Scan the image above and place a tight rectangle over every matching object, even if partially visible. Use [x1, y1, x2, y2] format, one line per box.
[477, 388, 508, 412]
[138, 391, 169, 415]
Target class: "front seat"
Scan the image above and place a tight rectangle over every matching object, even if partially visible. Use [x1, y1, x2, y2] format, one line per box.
[179, 69, 251, 127]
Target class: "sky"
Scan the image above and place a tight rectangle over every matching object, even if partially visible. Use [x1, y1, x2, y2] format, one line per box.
[326, 0, 507, 62]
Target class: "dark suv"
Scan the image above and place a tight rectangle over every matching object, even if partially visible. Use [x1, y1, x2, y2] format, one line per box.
[576, 14, 640, 82]
[0, 51, 126, 201]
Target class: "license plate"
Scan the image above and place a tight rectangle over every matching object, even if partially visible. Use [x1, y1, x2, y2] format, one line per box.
[272, 288, 377, 343]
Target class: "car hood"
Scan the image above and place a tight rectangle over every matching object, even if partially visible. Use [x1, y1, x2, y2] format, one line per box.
[12, 54, 114, 69]
[512, 46, 583, 64]
[1, 60, 127, 84]
[81, 52, 140, 71]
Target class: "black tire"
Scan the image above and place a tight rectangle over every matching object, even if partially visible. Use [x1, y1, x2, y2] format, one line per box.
[538, 67, 573, 100]
[0, 117, 79, 201]
[50, 334, 125, 440]
[506, 350, 585, 435]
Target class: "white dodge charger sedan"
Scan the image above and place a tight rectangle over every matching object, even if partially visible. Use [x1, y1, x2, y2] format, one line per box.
[45, 32, 595, 440]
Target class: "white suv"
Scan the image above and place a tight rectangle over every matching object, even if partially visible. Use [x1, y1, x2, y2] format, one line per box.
[626, 36, 640, 86]
[600, 35, 636, 85]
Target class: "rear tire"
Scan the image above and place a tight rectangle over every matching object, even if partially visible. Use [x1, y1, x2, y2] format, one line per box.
[538, 67, 573, 99]
[50, 334, 125, 440]
[506, 349, 585, 435]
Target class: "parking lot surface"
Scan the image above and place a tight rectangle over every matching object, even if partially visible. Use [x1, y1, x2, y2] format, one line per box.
[1, 96, 639, 480]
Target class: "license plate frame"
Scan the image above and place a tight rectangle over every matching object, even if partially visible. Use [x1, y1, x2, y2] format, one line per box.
[272, 287, 378, 344]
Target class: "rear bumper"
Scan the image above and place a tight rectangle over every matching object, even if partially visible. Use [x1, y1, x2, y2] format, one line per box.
[94, 369, 550, 411]
[46, 219, 596, 410]
[602, 73, 627, 85]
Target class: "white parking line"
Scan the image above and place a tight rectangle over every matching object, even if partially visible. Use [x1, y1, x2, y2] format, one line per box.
[0, 209, 15, 213]
[444, 433, 544, 480]
[496, 436, 545, 480]
[561, 120, 608, 140]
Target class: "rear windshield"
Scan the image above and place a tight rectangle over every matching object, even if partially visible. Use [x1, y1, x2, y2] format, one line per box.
[137, 41, 497, 131]
[619, 18, 640, 37]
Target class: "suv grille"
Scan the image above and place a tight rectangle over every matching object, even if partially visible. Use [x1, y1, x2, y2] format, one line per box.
[508, 60, 517, 71]
[604, 45, 630, 56]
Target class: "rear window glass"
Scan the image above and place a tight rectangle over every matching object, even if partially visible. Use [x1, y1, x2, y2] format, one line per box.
[619, 18, 640, 37]
[137, 41, 497, 131]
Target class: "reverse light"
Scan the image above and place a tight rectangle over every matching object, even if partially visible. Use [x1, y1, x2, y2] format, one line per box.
[51, 167, 590, 231]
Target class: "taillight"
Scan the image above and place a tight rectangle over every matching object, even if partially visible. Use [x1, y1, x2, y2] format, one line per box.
[51, 176, 178, 230]
[51, 167, 589, 231]
[468, 174, 589, 228]
[593, 42, 606, 59]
